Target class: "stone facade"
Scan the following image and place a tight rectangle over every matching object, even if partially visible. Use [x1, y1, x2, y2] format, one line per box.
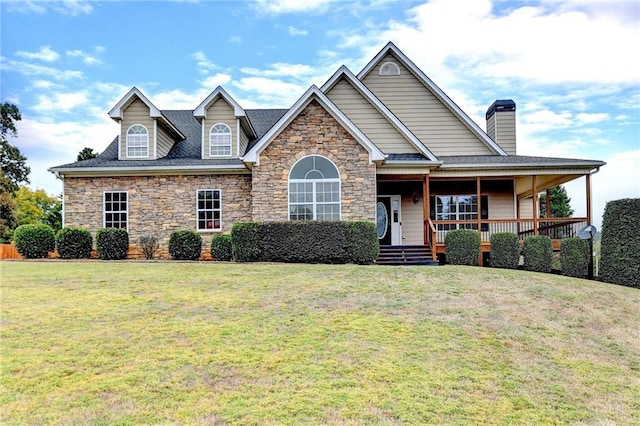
[63, 174, 252, 258]
[251, 100, 377, 222]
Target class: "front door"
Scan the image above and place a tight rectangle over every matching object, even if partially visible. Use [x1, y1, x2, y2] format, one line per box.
[376, 195, 402, 245]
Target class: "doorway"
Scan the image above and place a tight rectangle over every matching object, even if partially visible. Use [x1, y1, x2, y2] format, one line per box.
[376, 195, 401, 245]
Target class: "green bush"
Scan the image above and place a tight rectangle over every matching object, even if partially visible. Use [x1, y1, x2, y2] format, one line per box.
[523, 235, 553, 273]
[96, 228, 129, 260]
[13, 224, 55, 258]
[262, 221, 348, 264]
[56, 227, 92, 259]
[489, 232, 519, 269]
[210, 234, 232, 261]
[445, 229, 480, 266]
[345, 221, 379, 264]
[560, 237, 589, 278]
[231, 222, 263, 262]
[168, 230, 202, 260]
[599, 198, 640, 288]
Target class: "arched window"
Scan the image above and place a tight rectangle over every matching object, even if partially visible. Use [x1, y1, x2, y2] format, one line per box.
[210, 123, 232, 156]
[379, 61, 400, 76]
[288, 155, 341, 221]
[126, 124, 149, 158]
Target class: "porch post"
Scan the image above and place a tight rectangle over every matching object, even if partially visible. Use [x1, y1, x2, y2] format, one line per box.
[586, 173, 592, 226]
[477, 176, 483, 266]
[423, 175, 430, 245]
[532, 175, 538, 235]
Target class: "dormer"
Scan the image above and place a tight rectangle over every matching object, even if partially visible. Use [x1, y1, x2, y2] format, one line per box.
[108, 87, 185, 160]
[194, 87, 257, 159]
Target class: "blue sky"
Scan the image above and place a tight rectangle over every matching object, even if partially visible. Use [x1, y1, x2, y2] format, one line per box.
[1, 0, 639, 229]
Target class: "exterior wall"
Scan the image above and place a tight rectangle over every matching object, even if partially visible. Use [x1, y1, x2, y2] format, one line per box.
[488, 192, 515, 219]
[362, 53, 494, 156]
[239, 125, 249, 157]
[487, 111, 516, 155]
[401, 194, 424, 245]
[120, 98, 154, 160]
[203, 99, 236, 159]
[156, 122, 175, 158]
[251, 100, 377, 222]
[63, 174, 252, 257]
[326, 79, 418, 154]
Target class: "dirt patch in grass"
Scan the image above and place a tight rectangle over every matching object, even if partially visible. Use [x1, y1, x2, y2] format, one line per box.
[1, 262, 639, 424]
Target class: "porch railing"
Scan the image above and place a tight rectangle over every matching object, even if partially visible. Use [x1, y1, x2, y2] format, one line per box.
[426, 217, 588, 250]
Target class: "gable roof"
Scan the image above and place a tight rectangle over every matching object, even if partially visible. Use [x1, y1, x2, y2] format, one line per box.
[321, 65, 440, 163]
[358, 42, 508, 156]
[107, 87, 186, 140]
[242, 85, 386, 165]
[194, 86, 257, 138]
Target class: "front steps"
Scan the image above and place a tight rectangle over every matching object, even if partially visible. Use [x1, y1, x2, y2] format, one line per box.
[376, 245, 439, 266]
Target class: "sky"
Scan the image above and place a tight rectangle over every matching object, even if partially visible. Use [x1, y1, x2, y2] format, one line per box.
[1, 0, 639, 230]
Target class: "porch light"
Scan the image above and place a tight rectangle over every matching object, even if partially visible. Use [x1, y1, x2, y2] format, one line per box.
[412, 192, 420, 204]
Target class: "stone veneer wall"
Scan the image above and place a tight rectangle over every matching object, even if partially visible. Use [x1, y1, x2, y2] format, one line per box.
[63, 174, 251, 259]
[251, 99, 377, 222]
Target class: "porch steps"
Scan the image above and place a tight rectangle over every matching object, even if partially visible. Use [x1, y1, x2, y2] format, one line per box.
[376, 245, 439, 266]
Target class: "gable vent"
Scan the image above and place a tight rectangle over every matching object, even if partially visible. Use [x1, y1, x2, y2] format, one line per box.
[379, 62, 400, 76]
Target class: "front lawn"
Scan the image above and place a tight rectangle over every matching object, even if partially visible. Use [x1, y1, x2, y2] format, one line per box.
[1, 262, 638, 424]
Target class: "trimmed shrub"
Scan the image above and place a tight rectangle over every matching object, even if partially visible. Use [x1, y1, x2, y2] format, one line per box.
[231, 222, 263, 262]
[599, 198, 640, 288]
[168, 230, 203, 260]
[137, 235, 160, 260]
[445, 229, 480, 266]
[210, 234, 232, 261]
[345, 221, 379, 265]
[56, 227, 92, 259]
[262, 221, 348, 264]
[523, 235, 553, 273]
[13, 224, 55, 258]
[96, 228, 129, 260]
[560, 237, 589, 278]
[489, 232, 519, 269]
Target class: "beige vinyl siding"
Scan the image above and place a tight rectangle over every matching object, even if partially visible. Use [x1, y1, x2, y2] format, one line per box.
[401, 194, 424, 245]
[120, 98, 154, 160]
[492, 111, 516, 155]
[156, 123, 175, 158]
[362, 54, 494, 156]
[239, 125, 249, 156]
[519, 197, 536, 219]
[204, 99, 235, 159]
[488, 192, 515, 219]
[326, 79, 418, 154]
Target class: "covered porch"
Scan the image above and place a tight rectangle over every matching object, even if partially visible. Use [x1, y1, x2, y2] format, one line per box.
[376, 167, 598, 266]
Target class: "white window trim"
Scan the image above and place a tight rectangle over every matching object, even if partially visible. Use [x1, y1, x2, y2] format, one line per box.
[126, 124, 149, 158]
[103, 190, 129, 230]
[288, 155, 342, 221]
[209, 123, 232, 157]
[196, 189, 223, 232]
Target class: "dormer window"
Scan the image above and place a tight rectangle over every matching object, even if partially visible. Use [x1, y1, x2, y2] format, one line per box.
[210, 123, 232, 157]
[379, 62, 400, 76]
[126, 124, 149, 158]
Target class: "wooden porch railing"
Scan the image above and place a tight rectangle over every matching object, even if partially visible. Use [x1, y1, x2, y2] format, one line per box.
[426, 217, 588, 252]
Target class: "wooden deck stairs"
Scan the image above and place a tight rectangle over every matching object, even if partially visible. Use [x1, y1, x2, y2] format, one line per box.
[376, 245, 439, 266]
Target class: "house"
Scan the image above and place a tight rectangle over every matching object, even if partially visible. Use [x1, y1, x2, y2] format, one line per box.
[50, 42, 605, 263]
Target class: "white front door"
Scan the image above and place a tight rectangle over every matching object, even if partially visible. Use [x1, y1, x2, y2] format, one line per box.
[377, 195, 402, 245]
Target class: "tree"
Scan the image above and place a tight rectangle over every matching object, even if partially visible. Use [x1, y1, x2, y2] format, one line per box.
[0, 188, 16, 242]
[13, 187, 62, 232]
[77, 147, 98, 161]
[540, 185, 573, 218]
[1, 103, 30, 194]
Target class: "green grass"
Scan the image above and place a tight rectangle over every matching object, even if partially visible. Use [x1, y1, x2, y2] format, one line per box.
[1, 262, 639, 424]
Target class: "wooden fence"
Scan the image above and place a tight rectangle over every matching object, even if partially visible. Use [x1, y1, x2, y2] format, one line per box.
[0, 243, 22, 260]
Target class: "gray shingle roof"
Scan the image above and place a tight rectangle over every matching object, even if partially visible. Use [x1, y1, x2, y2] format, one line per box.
[438, 155, 605, 168]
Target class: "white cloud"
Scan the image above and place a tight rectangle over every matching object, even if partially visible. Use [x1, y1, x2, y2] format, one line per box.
[33, 91, 89, 112]
[228, 36, 243, 44]
[232, 77, 306, 107]
[240, 63, 315, 80]
[576, 112, 609, 124]
[1, 58, 84, 80]
[16, 46, 60, 62]
[254, 0, 336, 14]
[200, 73, 233, 89]
[191, 51, 218, 73]
[288, 26, 309, 36]
[4, 0, 93, 16]
[52, 0, 93, 16]
[66, 47, 104, 65]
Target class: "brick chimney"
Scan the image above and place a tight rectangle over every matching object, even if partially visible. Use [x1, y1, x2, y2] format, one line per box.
[486, 100, 516, 155]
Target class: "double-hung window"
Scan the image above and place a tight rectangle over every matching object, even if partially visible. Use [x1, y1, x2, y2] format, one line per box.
[197, 189, 222, 231]
[288, 155, 341, 221]
[104, 191, 128, 229]
[432, 195, 488, 232]
[209, 123, 231, 157]
[126, 124, 149, 158]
